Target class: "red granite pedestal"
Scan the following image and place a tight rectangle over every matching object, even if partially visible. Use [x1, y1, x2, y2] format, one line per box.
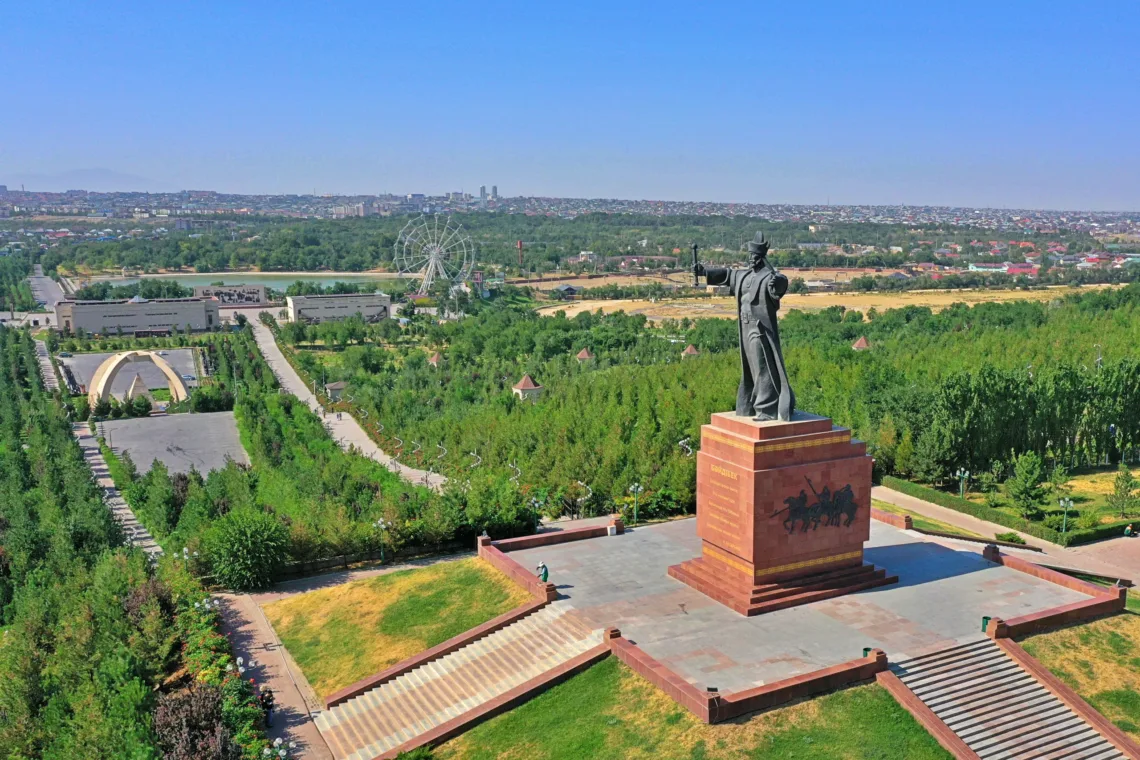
[668, 411, 897, 616]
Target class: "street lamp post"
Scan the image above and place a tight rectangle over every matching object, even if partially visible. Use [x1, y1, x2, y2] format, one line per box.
[529, 497, 542, 534]
[1060, 497, 1073, 534]
[629, 482, 644, 525]
[373, 518, 391, 563]
[955, 468, 970, 499]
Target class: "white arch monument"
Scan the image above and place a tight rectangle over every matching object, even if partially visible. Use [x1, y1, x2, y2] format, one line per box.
[88, 350, 191, 407]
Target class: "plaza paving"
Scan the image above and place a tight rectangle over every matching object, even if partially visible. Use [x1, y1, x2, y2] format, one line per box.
[511, 518, 1091, 693]
[101, 411, 248, 474]
[59, 348, 199, 396]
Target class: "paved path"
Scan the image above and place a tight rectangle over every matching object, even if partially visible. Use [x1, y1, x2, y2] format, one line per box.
[28, 264, 66, 309]
[873, 486, 1137, 582]
[250, 321, 446, 491]
[73, 422, 163, 557]
[218, 553, 469, 760]
[514, 518, 1090, 693]
[33, 340, 58, 391]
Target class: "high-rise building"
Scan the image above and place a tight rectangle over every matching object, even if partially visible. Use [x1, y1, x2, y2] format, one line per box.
[491, 185, 498, 200]
[479, 185, 487, 201]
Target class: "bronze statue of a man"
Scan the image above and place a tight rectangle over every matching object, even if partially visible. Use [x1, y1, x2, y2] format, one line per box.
[694, 231, 796, 421]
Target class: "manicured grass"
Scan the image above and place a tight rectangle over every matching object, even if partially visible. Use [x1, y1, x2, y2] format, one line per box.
[263, 558, 531, 697]
[434, 657, 951, 760]
[872, 499, 983, 538]
[1020, 610, 1140, 740]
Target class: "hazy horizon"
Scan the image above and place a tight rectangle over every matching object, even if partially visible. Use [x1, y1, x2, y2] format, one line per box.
[4, 2, 1138, 211]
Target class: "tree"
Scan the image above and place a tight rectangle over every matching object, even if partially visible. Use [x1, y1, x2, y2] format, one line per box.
[205, 508, 290, 590]
[1107, 463, 1137, 519]
[1005, 451, 1046, 519]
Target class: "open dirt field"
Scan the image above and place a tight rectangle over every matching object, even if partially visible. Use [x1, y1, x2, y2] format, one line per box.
[537, 284, 1120, 321]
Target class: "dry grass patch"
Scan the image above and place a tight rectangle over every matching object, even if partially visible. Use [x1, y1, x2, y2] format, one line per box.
[539, 285, 1121, 322]
[1020, 611, 1140, 740]
[262, 558, 530, 697]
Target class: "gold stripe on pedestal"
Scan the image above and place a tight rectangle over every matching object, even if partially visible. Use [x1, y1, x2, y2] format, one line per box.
[702, 547, 864, 579]
[703, 431, 851, 454]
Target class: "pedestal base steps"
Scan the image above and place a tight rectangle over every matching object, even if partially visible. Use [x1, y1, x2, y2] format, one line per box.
[667, 556, 897, 616]
[670, 410, 894, 616]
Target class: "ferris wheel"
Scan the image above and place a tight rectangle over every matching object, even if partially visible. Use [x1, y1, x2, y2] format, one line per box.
[393, 214, 475, 294]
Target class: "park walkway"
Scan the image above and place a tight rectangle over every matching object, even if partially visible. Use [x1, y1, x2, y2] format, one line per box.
[250, 320, 447, 491]
[873, 486, 1138, 581]
[33, 339, 58, 391]
[73, 423, 163, 557]
[218, 553, 469, 760]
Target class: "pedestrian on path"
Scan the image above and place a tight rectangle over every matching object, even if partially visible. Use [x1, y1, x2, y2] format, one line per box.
[337, 411, 342, 421]
[535, 561, 549, 583]
[260, 686, 276, 727]
[1126, 524, 1134, 538]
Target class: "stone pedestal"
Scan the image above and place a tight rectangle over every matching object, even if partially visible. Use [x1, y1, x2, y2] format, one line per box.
[668, 411, 896, 616]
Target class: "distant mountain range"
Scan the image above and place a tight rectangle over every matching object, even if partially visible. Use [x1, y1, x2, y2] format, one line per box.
[4, 168, 170, 193]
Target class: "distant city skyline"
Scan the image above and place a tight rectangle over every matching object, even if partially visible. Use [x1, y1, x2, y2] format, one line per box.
[3, 2, 1138, 211]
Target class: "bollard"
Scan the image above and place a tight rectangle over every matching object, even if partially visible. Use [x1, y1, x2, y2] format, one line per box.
[981, 615, 991, 633]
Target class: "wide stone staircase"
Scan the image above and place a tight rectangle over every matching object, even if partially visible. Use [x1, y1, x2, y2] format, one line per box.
[315, 602, 602, 760]
[894, 637, 1127, 759]
[34, 340, 58, 391]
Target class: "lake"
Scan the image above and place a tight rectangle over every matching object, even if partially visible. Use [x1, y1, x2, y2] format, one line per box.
[80, 272, 410, 291]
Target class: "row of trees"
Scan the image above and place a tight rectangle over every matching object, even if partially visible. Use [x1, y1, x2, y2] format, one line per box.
[35, 212, 1097, 278]
[0, 326, 270, 758]
[108, 326, 553, 590]
[297, 284, 1140, 527]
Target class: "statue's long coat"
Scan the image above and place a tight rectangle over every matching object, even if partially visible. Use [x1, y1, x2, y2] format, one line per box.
[704, 264, 795, 420]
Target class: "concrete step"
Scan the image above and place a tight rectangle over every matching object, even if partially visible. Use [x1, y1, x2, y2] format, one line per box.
[316, 602, 602, 758]
[895, 638, 1126, 760]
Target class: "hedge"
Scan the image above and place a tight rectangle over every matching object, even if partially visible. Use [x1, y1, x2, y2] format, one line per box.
[880, 476, 1132, 547]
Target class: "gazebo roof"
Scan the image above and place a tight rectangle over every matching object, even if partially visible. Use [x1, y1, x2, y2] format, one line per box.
[576, 347, 595, 360]
[324, 380, 348, 390]
[852, 336, 871, 350]
[513, 374, 542, 390]
[682, 344, 700, 355]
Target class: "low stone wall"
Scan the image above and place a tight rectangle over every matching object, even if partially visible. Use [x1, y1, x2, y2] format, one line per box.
[875, 671, 981, 759]
[324, 597, 552, 708]
[376, 637, 617, 760]
[982, 545, 1128, 637]
[870, 506, 911, 530]
[611, 634, 888, 724]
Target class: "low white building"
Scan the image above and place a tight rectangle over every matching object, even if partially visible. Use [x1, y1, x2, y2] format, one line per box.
[285, 292, 392, 323]
[55, 295, 220, 335]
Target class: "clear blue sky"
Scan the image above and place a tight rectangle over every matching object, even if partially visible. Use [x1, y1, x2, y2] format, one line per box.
[3, 1, 1137, 209]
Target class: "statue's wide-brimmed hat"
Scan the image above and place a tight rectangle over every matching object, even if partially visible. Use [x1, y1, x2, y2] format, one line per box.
[747, 231, 769, 254]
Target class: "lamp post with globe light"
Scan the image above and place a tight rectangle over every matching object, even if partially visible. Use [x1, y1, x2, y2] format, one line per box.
[374, 518, 391, 563]
[955, 468, 970, 499]
[1060, 497, 1074, 534]
[629, 482, 644, 525]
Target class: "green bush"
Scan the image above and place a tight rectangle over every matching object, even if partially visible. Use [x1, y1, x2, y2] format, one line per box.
[882, 476, 1133, 547]
[995, 531, 1027, 545]
[205, 508, 290, 590]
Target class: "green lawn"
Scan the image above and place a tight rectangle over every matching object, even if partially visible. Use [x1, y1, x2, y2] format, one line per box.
[434, 657, 951, 760]
[1020, 609, 1140, 741]
[872, 499, 983, 538]
[263, 558, 531, 696]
